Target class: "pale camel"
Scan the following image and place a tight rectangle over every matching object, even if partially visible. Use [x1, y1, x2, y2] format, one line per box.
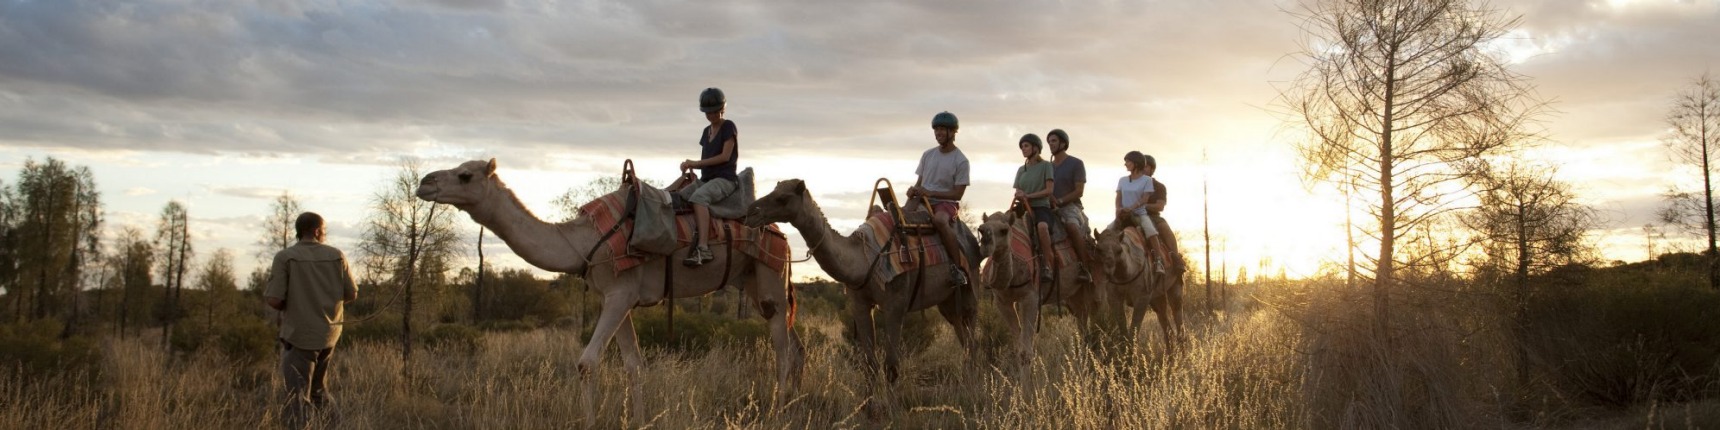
[974, 211, 1104, 364]
[743, 179, 979, 383]
[1093, 226, 1185, 352]
[414, 159, 804, 423]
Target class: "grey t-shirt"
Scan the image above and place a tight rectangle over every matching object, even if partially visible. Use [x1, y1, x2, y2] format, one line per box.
[1052, 156, 1086, 207]
[915, 146, 970, 203]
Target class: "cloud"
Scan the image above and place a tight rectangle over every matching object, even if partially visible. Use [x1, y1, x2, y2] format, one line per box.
[124, 187, 156, 196]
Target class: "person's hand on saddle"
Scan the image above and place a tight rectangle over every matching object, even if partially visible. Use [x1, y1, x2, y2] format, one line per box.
[906, 185, 923, 198]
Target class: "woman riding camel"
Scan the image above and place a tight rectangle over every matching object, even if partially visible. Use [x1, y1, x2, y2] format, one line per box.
[1013, 133, 1056, 284]
[678, 87, 738, 267]
[1115, 151, 1169, 274]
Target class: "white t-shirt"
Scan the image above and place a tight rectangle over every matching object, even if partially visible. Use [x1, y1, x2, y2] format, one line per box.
[1117, 174, 1155, 216]
[915, 146, 970, 203]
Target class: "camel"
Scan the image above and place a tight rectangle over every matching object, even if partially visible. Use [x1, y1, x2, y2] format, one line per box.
[974, 211, 1104, 364]
[414, 159, 804, 423]
[742, 179, 979, 383]
[1093, 226, 1185, 352]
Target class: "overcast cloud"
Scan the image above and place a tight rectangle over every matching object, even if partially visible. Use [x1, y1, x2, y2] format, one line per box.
[2, 0, 1718, 277]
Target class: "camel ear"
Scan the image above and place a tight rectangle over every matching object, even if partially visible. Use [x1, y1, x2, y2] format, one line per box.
[794, 179, 806, 195]
[483, 158, 497, 176]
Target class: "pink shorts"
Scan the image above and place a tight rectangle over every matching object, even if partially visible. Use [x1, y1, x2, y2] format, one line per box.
[929, 201, 959, 219]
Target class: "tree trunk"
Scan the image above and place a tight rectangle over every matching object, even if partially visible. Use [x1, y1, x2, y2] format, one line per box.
[474, 227, 485, 323]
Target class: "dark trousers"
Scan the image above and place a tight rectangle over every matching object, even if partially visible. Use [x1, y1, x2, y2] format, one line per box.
[279, 340, 337, 427]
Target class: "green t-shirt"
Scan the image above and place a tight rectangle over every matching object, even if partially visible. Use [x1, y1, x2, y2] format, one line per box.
[1014, 160, 1055, 208]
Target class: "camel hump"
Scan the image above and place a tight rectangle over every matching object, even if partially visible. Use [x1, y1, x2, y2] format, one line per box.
[672, 167, 755, 220]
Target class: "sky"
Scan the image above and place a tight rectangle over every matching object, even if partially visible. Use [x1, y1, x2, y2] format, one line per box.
[1, 0, 1717, 284]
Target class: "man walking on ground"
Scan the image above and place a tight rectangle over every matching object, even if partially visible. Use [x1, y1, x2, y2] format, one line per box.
[264, 212, 359, 428]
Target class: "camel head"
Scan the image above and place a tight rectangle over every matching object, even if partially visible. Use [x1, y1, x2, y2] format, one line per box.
[975, 211, 1015, 259]
[415, 158, 499, 210]
[745, 179, 810, 228]
[1093, 227, 1132, 279]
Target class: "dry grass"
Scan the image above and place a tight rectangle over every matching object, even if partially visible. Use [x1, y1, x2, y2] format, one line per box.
[2, 280, 1714, 429]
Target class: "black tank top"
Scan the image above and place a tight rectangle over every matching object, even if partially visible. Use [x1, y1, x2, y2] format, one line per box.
[699, 120, 738, 181]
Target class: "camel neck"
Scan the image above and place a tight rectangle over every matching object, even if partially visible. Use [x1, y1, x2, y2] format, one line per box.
[789, 193, 873, 285]
[466, 181, 594, 274]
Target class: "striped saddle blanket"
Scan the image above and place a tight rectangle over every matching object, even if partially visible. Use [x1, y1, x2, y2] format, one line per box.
[1008, 220, 1078, 280]
[854, 209, 952, 283]
[579, 193, 790, 275]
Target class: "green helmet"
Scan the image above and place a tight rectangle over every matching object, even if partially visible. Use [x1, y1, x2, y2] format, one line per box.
[699, 88, 726, 113]
[931, 111, 959, 130]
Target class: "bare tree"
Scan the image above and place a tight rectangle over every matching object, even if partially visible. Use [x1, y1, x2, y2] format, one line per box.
[1462, 161, 1594, 385]
[1282, 0, 1544, 331]
[156, 200, 193, 350]
[358, 159, 461, 372]
[256, 191, 303, 261]
[1661, 72, 1720, 289]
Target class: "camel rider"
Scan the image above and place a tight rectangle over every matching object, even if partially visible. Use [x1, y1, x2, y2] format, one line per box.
[1047, 129, 1095, 283]
[679, 87, 738, 267]
[906, 111, 975, 287]
[1143, 155, 1181, 272]
[1116, 151, 1169, 274]
[1013, 133, 1058, 284]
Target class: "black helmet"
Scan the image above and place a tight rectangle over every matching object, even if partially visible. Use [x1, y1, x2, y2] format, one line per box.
[1019, 133, 1043, 155]
[932, 111, 959, 130]
[1048, 129, 1069, 148]
[699, 88, 726, 113]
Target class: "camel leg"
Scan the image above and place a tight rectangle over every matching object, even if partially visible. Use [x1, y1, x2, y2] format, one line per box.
[1129, 293, 1151, 346]
[1150, 294, 1175, 357]
[936, 292, 979, 364]
[1020, 288, 1041, 365]
[579, 291, 639, 423]
[1168, 278, 1188, 346]
[849, 297, 881, 381]
[993, 291, 1025, 366]
[613, 313, 646, 425]
[878, 300, 908, 384]
[749, 267, 805, 396]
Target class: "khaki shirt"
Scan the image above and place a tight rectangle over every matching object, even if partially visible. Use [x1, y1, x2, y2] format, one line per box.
[264, 239, 358, 350]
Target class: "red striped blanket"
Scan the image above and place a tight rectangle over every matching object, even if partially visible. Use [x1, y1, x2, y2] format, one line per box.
[579, 193, 789, 275]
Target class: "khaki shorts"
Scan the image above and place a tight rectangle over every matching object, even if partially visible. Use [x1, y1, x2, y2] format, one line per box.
[1132, 213, 1159, 237]
[688, 178, 737, 206]
[1055, 203, 1090, 234]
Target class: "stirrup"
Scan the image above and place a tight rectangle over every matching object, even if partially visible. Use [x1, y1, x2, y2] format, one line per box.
[683, 246, 713, 267]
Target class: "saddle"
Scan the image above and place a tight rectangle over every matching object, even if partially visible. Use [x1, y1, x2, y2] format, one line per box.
[872, 178, 938, 236]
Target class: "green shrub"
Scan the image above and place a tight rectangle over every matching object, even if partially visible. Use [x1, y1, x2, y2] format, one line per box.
[421, 324, 484, 354]
[1524, 279, 1720, 407]
[629, 305, 768, 353]
[0, 320, 98, 373]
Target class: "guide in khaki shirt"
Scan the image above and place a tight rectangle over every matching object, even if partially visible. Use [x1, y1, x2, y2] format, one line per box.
[263, 239, 359, 350]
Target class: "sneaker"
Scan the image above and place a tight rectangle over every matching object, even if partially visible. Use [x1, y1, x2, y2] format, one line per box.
[1153, 256, 1168, 274]
[683, 245, 714, 267]
[950, 266, 970, 287]
[1076, 266, 1092, 284]
[1039, 265, 1054, 283]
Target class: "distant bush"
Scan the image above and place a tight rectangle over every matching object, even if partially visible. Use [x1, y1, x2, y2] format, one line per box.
[422, 324, 484, 354]
[1523, 277, 1720, 407]
[169, 316, 275, 364]
[0, 320, 98, 373]
[629, 305, 768, 353]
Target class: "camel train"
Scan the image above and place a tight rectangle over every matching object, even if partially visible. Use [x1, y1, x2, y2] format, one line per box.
[415, 157, 1186, 419]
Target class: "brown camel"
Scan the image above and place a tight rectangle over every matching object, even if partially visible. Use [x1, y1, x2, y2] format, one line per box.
[1093, 226, 1185, 352]
[415, 159, 804, 423]
[743, 179, 979, 383]
[974, 211, 1104, 364]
